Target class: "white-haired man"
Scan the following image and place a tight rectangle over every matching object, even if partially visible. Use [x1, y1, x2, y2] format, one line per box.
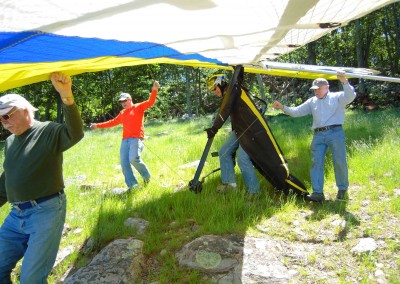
[0, 72, 84, 283]
[272, 71, 356, 202]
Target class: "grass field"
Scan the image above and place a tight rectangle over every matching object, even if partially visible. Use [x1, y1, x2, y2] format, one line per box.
[1, 108, 399, 283]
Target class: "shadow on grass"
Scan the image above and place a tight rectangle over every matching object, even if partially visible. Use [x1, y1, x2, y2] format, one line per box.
[64, 166, 344, 282]
[305, 200, 360, 241]
[64, 171, 308, 282]
[61, 109, 396, 282]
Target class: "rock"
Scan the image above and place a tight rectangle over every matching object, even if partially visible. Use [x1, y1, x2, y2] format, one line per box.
[64, 238, 144, 284]
[241, 237, 290, 283]
[106, 187, 129, 195]
[176, 234, 242, 273]
[350, 238, 377, 255]
[156, 131, 169, 136]
[79, 184, 98, 191]
[178, 160, 204, 169]
[124, 217, 149, 235]
[176, 234, 292, 283]
[54, 245, 74, 268]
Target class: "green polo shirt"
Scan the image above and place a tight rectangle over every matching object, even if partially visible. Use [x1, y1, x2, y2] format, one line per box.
[0, 103, 84, 205]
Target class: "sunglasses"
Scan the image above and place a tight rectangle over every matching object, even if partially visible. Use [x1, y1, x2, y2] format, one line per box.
[119, 100, 127, 103]
[1, 108, 18, 121]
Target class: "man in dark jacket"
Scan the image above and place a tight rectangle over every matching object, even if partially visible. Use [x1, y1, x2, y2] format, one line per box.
[206, 67, 308, 196]
[206, 74, 260, 195]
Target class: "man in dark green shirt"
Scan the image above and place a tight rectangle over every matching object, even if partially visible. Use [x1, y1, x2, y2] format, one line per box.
[0, 72, 84, 283]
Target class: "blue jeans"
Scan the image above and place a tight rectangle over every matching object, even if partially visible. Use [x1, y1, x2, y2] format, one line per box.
[120, 138, 150, 188]
[0, 193, 66, 284]
[310, 126, 349, 194]
[219, 132, 260, 194]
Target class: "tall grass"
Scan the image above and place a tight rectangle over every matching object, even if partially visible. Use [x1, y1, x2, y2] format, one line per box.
[0, 108, 399, 283]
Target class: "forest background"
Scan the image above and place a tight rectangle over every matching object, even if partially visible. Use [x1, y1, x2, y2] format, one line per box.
[0, 2, 399, 137]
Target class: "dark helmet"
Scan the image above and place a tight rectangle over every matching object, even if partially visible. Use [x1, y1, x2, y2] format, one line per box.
[207, 74, 227, 92]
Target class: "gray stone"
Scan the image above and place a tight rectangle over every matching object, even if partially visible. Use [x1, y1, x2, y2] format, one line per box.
[64, 238, 143, 284]
[54, 245, 74, 268]
[124, 217, 149, 235]
[178, 160, 206, 169]
[176, 234, 292, 283]
[351, 237, 377, 255]
[241, 237, 290, 283]
[176, 234, 242, 273]
[106, 187, 129, 195]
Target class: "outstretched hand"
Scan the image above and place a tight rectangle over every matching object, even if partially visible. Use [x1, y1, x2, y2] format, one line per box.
[272, 101, 283, 110]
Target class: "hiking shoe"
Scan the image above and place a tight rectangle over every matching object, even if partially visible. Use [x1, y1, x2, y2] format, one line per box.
[216, 184, 235, 193]
[128, 184, 139, 191]
[305, 192, 325, 202]
[336, 190, 349, 201]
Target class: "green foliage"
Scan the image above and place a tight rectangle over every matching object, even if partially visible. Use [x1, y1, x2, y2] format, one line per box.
[275, 3, 400, 108]
[278, 2, 400, 75]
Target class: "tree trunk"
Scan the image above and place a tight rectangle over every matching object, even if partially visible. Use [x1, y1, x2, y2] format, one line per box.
[381, 15, 395, 76]
[307, 42, 317, 65]
[185, 67, 192, 118]
[390, 4, 400, 73]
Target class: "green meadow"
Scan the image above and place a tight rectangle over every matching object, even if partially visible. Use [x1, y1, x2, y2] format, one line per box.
[1, 108, 399, 283]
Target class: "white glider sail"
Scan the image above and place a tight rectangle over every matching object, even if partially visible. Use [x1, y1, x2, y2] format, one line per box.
[0, 0, 398, 91]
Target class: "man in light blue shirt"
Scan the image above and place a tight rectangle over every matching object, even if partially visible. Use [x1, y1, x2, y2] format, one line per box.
[272, 71, 356, 202]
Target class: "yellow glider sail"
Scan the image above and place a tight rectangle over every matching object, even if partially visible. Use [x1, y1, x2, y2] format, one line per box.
[1, 0, 398, 91]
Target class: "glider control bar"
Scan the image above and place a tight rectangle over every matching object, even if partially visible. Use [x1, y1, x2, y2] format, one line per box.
[261, 62, 400, 83]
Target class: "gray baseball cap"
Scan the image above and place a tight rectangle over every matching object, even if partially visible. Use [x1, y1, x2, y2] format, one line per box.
[310, 78, 329, 90]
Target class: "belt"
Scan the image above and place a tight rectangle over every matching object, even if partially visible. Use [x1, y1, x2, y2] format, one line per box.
[12, 189, 64, 210]
[314, 124, 342, 132]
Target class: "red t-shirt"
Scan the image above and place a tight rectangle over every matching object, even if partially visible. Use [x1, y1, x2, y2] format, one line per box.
[96, 89, 157, 139]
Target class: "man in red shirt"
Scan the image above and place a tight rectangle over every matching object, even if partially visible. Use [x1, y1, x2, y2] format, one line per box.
[90, 80, 160, 189]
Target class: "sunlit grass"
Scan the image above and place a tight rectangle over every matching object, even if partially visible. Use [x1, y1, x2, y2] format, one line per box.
[0, 109, 399, 283]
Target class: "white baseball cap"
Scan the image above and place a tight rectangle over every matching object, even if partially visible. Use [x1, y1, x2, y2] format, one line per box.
[0, 94, 38, 115]
[118, 93, 132, 101]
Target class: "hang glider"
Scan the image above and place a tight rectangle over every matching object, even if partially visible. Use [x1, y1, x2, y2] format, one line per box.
[189, 66, 309, 196]
[0, 0, 398, 91]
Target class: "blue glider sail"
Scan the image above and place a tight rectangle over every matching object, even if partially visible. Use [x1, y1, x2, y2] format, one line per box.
[0, 0, 397, 91]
